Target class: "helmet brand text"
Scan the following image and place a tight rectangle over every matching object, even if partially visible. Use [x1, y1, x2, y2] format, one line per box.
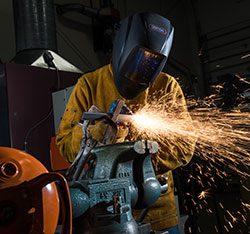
[149, 24, 167, 35]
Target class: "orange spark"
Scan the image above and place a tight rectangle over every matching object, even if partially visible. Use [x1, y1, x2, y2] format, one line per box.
[224, 225, 229, 232]
[198, 189, 211, 200]
[129, 92, 250, 179]
[219, 202, 224, 209]
[241, 202, 250, 210]
[226, 210, 237, 223]
[128, 88, 250, 229]
[241, 54, 250, 59]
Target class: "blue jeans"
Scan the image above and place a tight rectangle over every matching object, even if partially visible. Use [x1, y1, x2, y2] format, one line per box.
[161, 225, 180, 234]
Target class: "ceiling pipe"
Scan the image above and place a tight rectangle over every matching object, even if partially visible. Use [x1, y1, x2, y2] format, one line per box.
[12, 0, 57, 65]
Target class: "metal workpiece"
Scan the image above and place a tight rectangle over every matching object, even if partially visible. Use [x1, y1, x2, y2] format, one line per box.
[134, 140, 159, 154]
[117, 114, 134, 122]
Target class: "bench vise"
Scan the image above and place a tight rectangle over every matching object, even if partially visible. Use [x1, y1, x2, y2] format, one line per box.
[66, 100, 168, 234]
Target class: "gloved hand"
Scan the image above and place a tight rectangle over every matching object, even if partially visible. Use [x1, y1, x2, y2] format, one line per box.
[88, 123, 129, 143]
[88, 123, 107, 142]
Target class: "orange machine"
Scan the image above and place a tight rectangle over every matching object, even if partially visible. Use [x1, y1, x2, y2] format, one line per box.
[0, 147, 72, 234]
[50, 136, 70, 171]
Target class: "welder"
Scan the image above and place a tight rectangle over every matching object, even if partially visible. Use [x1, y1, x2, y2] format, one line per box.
[56, 12, 196, 234]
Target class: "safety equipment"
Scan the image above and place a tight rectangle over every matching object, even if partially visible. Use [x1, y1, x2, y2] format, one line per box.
[0, 147, 72, 234]
[112, 12, 174, 100]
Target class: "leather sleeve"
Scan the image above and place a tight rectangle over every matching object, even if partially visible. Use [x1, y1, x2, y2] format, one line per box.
[55, 78, 90, 163]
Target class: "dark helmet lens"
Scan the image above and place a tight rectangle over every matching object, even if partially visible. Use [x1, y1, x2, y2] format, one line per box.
[124, 47, 165, 84]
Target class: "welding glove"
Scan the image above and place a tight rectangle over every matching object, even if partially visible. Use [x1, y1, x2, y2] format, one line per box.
[87, 123, 107, 142]
[115, 126, 129, 143]
[88, 123, 129, 143]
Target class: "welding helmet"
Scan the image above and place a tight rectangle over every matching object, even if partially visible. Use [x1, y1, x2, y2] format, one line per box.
[0, 147, 72, 234]
[112, 12, 174, 100]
